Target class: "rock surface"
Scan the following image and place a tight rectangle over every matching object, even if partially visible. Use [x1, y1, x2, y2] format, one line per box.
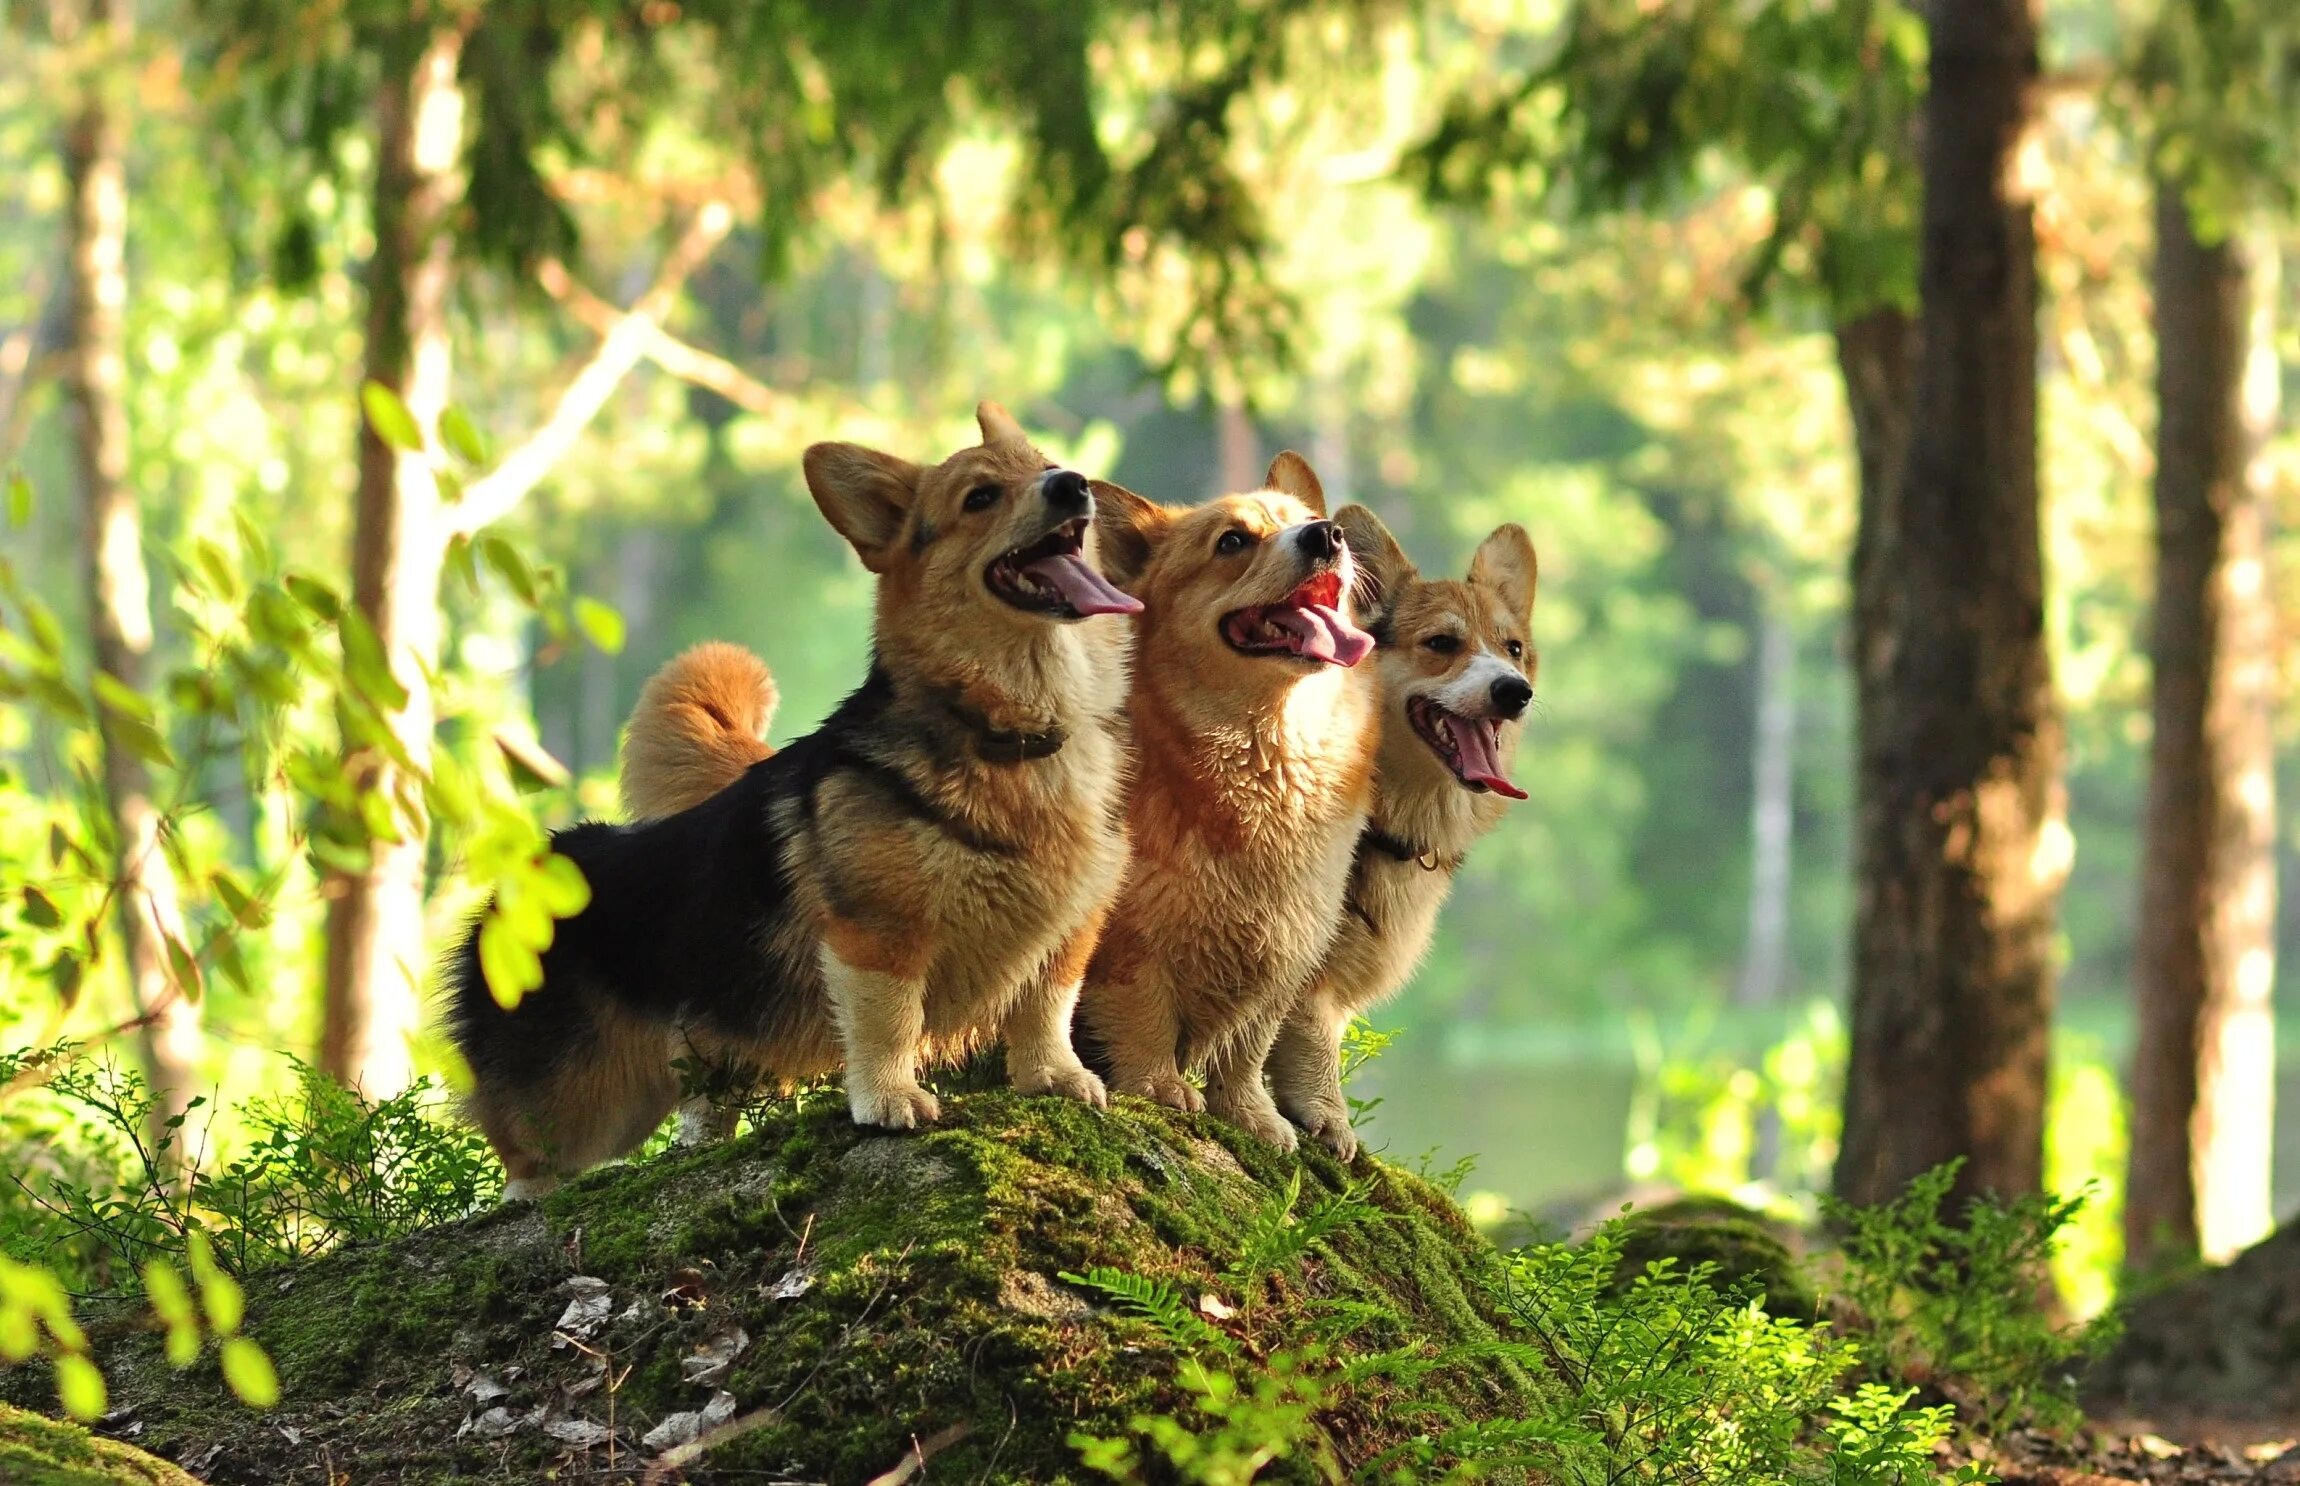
[2085, 1219, 2300, 1425]
[13, 1093, 1540, 1484]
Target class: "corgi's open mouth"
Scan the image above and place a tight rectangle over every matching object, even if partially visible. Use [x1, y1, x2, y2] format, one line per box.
[1407, 695, 1526, 799]
[1220, 572, 1374, 666]
[985, 520, 1143, 619]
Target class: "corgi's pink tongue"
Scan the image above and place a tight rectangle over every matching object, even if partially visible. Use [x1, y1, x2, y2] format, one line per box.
[1453, 716, 1526, 800]
[1270, 603, 1374, 666]
[1023, 552, 1143, 616]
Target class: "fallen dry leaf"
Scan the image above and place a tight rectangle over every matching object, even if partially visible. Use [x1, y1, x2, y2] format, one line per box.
[642, 1390, 738, 1451]
[544, 1418, 615, 1447]
[681, 1326, 751, 1387]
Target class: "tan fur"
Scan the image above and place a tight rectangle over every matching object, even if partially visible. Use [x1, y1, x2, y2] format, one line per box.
[1076, 455, 1380, 1149]
[520, 403, 1131, 1164]
[1268, 508, 1539, 1158]
[619, 641, 779, 819]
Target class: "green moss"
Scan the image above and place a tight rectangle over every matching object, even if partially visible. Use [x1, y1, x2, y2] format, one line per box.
[25, 1092, 1542, 1484]
[0, 1402, 203, 1486]
[1611, 1196, 1816, 1318]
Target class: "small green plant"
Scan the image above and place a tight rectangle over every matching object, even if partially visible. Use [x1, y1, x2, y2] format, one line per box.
[1063, 1168, 1385, 1482]
[11, 1051, 498, 1280]
[1338, 1018, 1400, 1132]
[1822, 1160, 2115, 1435]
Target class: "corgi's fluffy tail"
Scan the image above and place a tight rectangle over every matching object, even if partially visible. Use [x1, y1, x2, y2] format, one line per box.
[620, 642, 777, 819]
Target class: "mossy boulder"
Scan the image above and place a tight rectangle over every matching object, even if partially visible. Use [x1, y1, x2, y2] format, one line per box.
[18, 1093, 1541, 1484]
[1609, 1196, 1816, 1318]
[2087, 1217, 2300, 1422]
[0, 1402, 202, 1485]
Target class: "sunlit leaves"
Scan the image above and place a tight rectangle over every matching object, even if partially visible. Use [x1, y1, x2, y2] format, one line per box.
[337, 609, 409, 713]
[361, 380, 424, 453]
[220, 1337, 280, 1407]
[5, 471, 28, 528]
[0, 1256, 102, 1419]
[439, 404, 489, 466]
[572, 596, 625, 654]
[136, 1234, 280, 1408]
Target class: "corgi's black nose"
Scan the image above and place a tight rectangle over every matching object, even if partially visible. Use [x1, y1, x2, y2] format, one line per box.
[1043, 469, 1090, 513]
[1297, 520, 1342, 562]
[1491, 674, 1532, 719]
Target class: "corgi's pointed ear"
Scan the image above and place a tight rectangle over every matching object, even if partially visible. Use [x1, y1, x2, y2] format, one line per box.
[1263, 451, 1325, 515]
[804, 442, 920, 573]
[976, 400, 1027, 445]
[1334, 504, 1413, 627]
[1469, 523, 1537, 622]
[1090, 480, 1172, 589]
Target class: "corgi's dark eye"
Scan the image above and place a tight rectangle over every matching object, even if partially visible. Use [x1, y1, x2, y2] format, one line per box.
[1424, 634, 1462, 655]
[963, 485, 1002, 512]
[1215, 529, 1254, 556]
[1505, 639, 1524, 659]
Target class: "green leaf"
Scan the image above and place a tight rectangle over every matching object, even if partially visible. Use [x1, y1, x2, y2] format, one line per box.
[5, 470, 29, 528]
[194, 537, 241, 602]
[220, 1337, 279, 1407]
[53, 1352, 106, 1420]
[112, 714, 176, 771]
[213, 870, 269, 928]
[445, 533, 480, 595]
[142, 1262, 200, 1368]
[478, 914, 542, 1010]
[162, 930, 204, 1005]
[232, 506, 275, 572]
[361, 381, 425, 453]
[439, 404, 489, 465]
[24, 673, 89, 724]
[20, 885, 61, 930]
[573, 596, 626, 654]
[49, 953, 84, 1008]
[284, 573, 342, 621]
[535, 853, 592, 918]
[197, 1266, 245, 1336]
[477, 534, 540, 607]
[339, 610, 410, 712]
[90, 672, 155, 721]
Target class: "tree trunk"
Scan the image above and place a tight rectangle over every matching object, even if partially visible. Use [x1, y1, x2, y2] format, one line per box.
[2125, 185, 2279, 1270]
[64, 0, 206, 1146]
[320, 28, 464, 1097]
[1838, 0, 2063, 1209]
[1735, 589, 1797, 1007]
[1214, 400, 1259, 497]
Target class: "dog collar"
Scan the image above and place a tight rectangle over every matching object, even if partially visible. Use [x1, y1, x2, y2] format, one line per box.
[1360, 824, 1460, 874]
[927, 685, 1068, 765]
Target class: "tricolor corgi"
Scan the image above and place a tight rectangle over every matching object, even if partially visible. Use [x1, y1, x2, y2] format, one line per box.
[446, 404, 1141, 1195]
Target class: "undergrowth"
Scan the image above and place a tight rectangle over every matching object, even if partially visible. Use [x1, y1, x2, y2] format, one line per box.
[2, 1047, 496, 1288]
[1063, 1142, 2097, 1482]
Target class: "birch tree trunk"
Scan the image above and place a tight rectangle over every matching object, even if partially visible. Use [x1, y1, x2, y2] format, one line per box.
[2126, 186, 2279, 1269]
[1838, 0, 2065, 1209]
[319, 27, 464, 1096]
[64, 0, 207, 1144]
[1736, 591, 1797, 1007]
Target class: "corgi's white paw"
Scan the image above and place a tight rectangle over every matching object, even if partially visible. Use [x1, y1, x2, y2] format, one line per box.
[1121, 1071, 1205, 1113]
[1014, 1060, 1109, 1110]
[850, 1081, 942, 1130]
[502, 1175, 560, 1203]
[675, 1098, 737, 1148]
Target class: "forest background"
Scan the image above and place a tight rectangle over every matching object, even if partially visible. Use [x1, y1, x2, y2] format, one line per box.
[2, 0, 2296, 1327]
